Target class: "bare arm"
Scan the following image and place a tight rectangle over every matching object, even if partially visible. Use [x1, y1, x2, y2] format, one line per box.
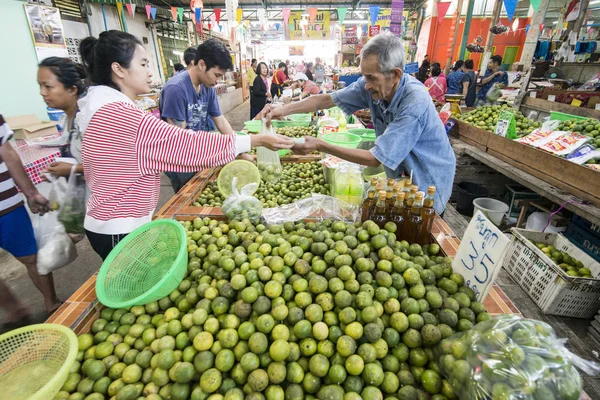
[481, 71, 502, 85]
[258, 94, 335, 122]
[213, 115, 234, 135]
[293, 136, 381, 167]
[462, 81, 469, 98]
[167, 118, 186, 129]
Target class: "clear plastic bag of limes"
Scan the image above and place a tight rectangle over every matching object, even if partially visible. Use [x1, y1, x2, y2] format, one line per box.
[257, 119, 283, 182]
[436, 315, 600, 400]
[221, 177, 262, 223]
[217, 160, 261, 198]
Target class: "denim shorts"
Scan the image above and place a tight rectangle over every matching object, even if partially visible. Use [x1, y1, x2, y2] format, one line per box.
[0, 205, 37, 257]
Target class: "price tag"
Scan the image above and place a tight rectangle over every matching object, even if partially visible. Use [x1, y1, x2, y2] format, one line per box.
[529, 91, 537, 98]
[548, 95, 556, 102]
[571, 98, 583, 107]
[452, 211, 511, 301]
[595, 103, 600, 111]
[495, 110, 517, 139]
[404, 62, 419, 74]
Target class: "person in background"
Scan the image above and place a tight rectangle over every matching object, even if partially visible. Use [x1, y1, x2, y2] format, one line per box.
[260, 33, 455, 215]
[173, 63, 185, 76]
[251, 62, 271, 119]
[159, 38, 237, 192]
[183, 46, 197, 70]
[461, 59, 477, 107]
[477, 55, 508, 105]
[291, 72, 321, 100]
[247, 58, 257, 91]
[314, 57, 325, 84]
[37, 57, 86, 177]
[431, 62, 446, 79]
[424, 64, 447, 104]
[77, 31, 293, 259]
[271, 62, 289, 98]
[446, 60, 465, 95]
[417, 58, 430, 83]
[305, 62, 314, 81]
[0, 115, 60, 322]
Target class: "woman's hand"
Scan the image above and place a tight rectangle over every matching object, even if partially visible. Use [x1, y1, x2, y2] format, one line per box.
[44, 161, 76, 177]
[251, 134, 295, 151]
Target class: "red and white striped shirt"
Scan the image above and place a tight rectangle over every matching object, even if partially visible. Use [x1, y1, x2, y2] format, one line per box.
[82, 101, 237, 234]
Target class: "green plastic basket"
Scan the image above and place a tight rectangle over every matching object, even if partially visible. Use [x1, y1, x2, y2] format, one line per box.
[244, 120, 262, 133]
[272, 119, 311, 128]
[0, 324, 78, 400]
[288, 113, 312, 121]
[322, 132, 362, 149]
[549, 111, 588, 122]
[348, 128, 376, 141]
[96, 219, 188, 308]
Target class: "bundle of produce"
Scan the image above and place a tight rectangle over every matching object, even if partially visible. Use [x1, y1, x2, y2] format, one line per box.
[437, 315, 599, 400]
[55, 218, 492, 400]
[454, 105, 540, 135]
[276, 126, 317, 138]
[221, 178, 263, 224]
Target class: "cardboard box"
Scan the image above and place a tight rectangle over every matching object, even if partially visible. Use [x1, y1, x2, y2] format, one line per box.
[504, 184, 541, 218]
[5, 114, 58, 140]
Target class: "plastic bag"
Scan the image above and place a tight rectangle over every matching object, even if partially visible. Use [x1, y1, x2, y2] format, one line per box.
[57, 165, 86, 234]
[516, 120, 560, 146]
[538, 131, 591, 156]
[486, 83, 503, 102]
[257, 119, 282, 182]
[436, 315, 600, 400]
[221, 177, 263, 223]
[262, 194, 360, 225]
[567, 145, 600, 164]
[438, 103, 452, 125]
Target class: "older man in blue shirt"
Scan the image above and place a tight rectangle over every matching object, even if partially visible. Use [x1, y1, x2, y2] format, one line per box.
[260, 33, 455, 215]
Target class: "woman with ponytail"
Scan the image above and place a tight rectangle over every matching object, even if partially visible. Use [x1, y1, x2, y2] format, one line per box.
[77, 31, 294, 259]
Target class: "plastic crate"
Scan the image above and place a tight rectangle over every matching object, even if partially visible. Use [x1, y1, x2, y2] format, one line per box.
[549, 111, 589, 122]
[271, 120, 311, 128]
[503, 228, 600, 318]
[571, 215, 600, 237]
[565, 223, 600, 263]
[503, 184, 540, 218]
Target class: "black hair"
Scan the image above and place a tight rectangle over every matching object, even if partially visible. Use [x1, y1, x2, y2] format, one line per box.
[432, 62, 441, 69]
[80, 30, 143, 90]
[251, 59, 257, 65]
[464, 59, 474, 69]
[174, 63, 185, 72]
[452, 60, 465, 72]
[431, 65, 441, 77]
[38, 57, 87, 95]
[278, 62, 286, 69]
[183, 46, 197, 66]
[195, 39, 233, 71]
[256, 62, 269, 76]
[491, 55, 503, 65]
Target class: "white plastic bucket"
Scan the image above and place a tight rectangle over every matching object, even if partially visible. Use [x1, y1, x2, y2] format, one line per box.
[473, 198, 509, 226]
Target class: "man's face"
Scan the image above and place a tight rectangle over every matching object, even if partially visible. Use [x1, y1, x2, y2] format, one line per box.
[197, 59, 226, 87]
[360, 54, 401, 102]
[488, 59, 499, 70]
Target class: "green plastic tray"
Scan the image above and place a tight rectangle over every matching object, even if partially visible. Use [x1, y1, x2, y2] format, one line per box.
[288, 114, 312, 121]
[348, 128, 376, 141]
[244, 120, 262, 133]
[272, 120, 311, 128]
[322, 132, 362, 149]
[96, 219, 188, 308]
[549, 111, 589, 122]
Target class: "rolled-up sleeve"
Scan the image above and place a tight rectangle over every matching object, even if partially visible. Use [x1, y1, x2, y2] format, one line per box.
[330, 77, 370, 116]
[370, 113, 424, 171]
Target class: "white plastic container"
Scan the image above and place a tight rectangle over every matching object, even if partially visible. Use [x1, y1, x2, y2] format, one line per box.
[473, 198, 509, 226]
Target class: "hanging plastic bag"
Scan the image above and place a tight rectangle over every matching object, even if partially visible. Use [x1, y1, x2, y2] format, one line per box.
[262, 194, 360, 225]
[436, 315, 600, 400]
[221, 177, 263, 223]
[257, 118, 282, 182]
[438, 102, 452, 125]
[57, 165, 86, 234]
[486, 83, 503, 103]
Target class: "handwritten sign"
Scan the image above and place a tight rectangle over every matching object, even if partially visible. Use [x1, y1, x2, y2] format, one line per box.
[495, 110, 516, 139]
[452, 210, 510, 301]
[405, 62, 419, 74]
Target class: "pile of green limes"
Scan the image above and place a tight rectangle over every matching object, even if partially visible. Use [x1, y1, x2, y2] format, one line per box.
[455, 104, 539, 136]
[276, 127, 317, 138]
[55, 217, 490, 400]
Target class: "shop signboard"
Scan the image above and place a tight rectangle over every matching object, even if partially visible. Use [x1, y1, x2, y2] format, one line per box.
[289, 46, 304, 56]
[288, 11, 331, 40]
[342, 26, 358, 45]
[404, 62, 418, 74]
[452, 210, 510, 301]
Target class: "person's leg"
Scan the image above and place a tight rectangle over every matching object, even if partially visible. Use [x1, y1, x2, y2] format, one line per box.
[177, 172, 197, 191]
[164, 171, 182, 193]
[0, 278, 30, 323]
[85, 230, 127, 261]
[16, 254, 61, 314]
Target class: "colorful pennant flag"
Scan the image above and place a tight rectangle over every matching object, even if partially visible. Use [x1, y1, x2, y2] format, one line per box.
[282, 8, 291, 24]
[245, 20, 250, 29]
[116, 1, 123, 16]
[208, 22, 212, 30]
[437, 2, 451, 24]
[210, 13, 216, 25]
[236, 8, 243, 25]
[177, 7, 184, 23]
[369, 5, 380, 26]
[337, 7, 348, 25]
[530, 0, 541, 12]
[539, 23, 544, 33]
[512, 18, 519, 31]
[150, 7, 157, 20]
[219, 24, 223, 32]
[215, 8, 221, 24]
[275, 23, 280, 30]
[307, 8, 318, 24]
[195, 8, 202, 24]
[145, 4, 151, 19]
[525, 24, 530, 33]
[171, 7, 177, 21]
[503, 0, 518, 21]
[125, 3, 135, 18]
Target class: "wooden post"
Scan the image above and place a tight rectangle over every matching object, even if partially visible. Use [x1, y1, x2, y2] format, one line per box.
[458, 0, 475, 60]
[444, 0, 465, 75]
[518, 0, 551, 70]
[479, 0, 503, 76]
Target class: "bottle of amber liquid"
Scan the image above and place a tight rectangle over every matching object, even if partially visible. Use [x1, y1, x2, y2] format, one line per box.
[418, 186, 436, 244]
[402, 185, 419, 241]
[361, 190, 376, 222]
[369, 179, 385, 217]
[371, 190, 388, 228]
[407, 192, 425, 243]
[390, 192, 406, 237]
[386, 182, 402, 214]
[386, 178, 395, 193]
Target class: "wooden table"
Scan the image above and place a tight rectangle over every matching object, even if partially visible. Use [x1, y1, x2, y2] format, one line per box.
[452, 137, 600, 227]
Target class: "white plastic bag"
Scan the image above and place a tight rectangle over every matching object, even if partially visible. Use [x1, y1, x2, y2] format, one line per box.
[257, 119, 282, 182]
[262, 194, 360, 225]
[221, 177, 263, 223]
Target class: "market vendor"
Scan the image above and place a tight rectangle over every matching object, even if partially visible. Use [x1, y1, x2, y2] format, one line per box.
[77, 30, 294, 260]
[159, 39, 237, 192]
[259, 33, 455, 215]
[291, 72, 321, 101]
[476, 55, 508, 105]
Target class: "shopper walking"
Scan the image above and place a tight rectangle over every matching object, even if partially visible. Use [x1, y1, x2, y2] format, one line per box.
[159, 39, 237, 192]
[461, 59, 478, 107]
[78, 31, 294, 259]
[424, 65, 447, 104]
[247, 58, 257, 91]
[0, 115, 61, 320]
[251, 62, 271, 119]
[446, 60, 465, 95]
[305, 62, 314, 81]
[477, 55, 508, 105]
[260, 33, 455, 215]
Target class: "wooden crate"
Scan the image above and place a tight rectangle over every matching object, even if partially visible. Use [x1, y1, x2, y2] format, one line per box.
[450, 118, 494, 152]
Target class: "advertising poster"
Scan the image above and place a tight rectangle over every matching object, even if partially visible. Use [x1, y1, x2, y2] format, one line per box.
[288, 11, 331, 40]
[24, 4, 68, 61]
[289, 45, 305, 56]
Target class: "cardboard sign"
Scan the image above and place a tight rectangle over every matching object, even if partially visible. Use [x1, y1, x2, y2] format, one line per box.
[369, 25, 381, 37]
[452, 210, 510, 301]
[405, 62, 419, 74]
[571, 98, 583, 107]
[495, 110, 517, 139]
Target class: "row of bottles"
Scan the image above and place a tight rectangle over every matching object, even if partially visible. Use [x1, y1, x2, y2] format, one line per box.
[361, 177, 436, 244]
[333, 163, 364, 205]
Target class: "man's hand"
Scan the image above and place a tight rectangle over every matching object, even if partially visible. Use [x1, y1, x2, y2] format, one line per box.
[237, 153, 254, 162]
[254, 134, 295, 151]
[27, 192, 49, 215]
[255, 104, 287, 124]
[291, 136, 321, 155]
[45, 162, 74, 178]
[495, 71, 505, 77]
